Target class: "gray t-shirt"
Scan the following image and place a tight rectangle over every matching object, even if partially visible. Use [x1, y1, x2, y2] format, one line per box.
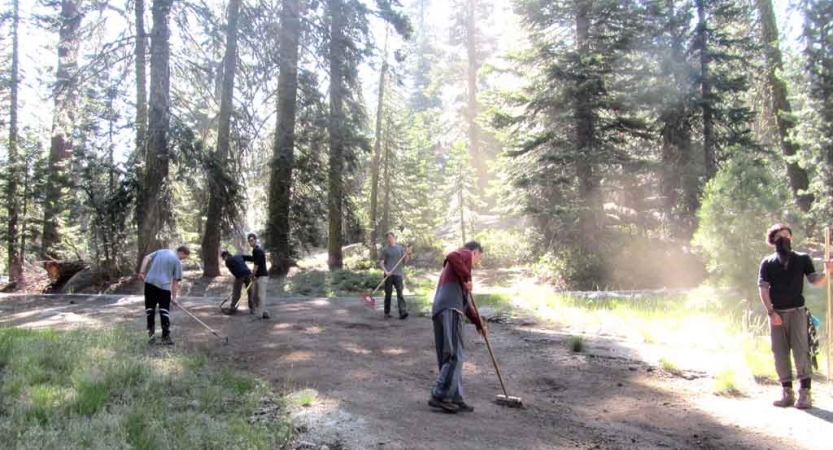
[145, 249, 183, 291]
[381, 244, 406, 277]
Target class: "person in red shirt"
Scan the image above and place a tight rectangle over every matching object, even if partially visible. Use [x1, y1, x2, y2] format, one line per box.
[428, 241, 485, 414]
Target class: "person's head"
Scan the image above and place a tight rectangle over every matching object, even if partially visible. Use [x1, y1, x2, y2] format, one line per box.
[176, 245, 191, 260]
[220, 250, 230, 260]
[766, 223, 793, 252]
[247, 233, 258, 248]
[385, 232, 396, 246]
[463, 241, 484, 266]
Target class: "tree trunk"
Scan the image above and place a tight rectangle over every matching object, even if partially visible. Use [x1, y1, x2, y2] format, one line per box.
[137, 0, 174, 269]
[134, 0, 148, 242]
[369, 30, 389, 261]
[697, 0, 716, 181]
[660, 0, 697, 237]
[201, 0, 242, 277]
[266, 0, 302, 277]
[46, 260, 88, 283]
[43, 0, 83, 259]
[381, 117, 392, 239]
[327, 0, 345, 271]
[6, 0, 21, 282]
[757, 0, 813, 212]
[575, 1, 598, 244]
[466, 0, 487, 194]
[458, 164, 466, 245]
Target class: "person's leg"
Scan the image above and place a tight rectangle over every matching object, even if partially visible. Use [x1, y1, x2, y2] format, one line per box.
[231, 277, 243, 310]
[144, 283, 158, 338]
[384, 276, 394, 316]
[771, 312, 795, 406]
[431, 311, 463, 405]
[159, 289, 172, 341]
[246, 276, 257, 315]
[257, 277, 270, 319]
[788, 309, 813, 408]
[394, 275, 407, 318]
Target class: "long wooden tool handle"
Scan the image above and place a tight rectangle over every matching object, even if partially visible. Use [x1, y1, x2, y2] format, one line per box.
[469, 293, 510, 399]
[177, 302, 221, 337]
[826, 227, 831, 382]
[371, 251, 409, 295]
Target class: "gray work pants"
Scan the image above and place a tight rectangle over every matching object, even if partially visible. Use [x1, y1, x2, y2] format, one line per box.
[771, 307, 812, 383]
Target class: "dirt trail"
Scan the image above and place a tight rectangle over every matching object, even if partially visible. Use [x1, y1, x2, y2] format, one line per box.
[1, 293, 830, 450]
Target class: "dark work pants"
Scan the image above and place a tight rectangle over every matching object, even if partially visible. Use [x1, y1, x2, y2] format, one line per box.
[145, 283, 171, 337]
[431, 309, 465, 402]
[384, 275, 406, 316]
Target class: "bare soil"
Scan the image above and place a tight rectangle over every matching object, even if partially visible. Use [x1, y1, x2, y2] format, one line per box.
[1, 292, 830, 450]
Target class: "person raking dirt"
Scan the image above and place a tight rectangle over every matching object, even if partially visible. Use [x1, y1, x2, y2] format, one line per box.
[758, 224, 832, 409]
[138, 245, 190, 345]
[379, 232, 413, 319]
[220, 250, 254, 315]
[428, 241, 486, 413]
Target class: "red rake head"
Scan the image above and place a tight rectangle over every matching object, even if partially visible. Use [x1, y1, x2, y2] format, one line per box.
[359, 292, 376, 309]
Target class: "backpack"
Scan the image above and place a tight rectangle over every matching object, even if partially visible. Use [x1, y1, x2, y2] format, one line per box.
[807, 309, 820, 370]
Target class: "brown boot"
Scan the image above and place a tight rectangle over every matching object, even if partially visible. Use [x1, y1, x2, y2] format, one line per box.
[795, 388, 812, 410]
[772, 388, 795, 407]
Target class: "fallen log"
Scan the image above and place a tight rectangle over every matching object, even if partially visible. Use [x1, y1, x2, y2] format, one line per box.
[46, 260, 89, 286]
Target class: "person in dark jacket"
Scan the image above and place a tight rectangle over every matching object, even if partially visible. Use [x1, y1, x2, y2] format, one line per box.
[242, 233, 271, 320]
[758, 224, 831, 409]
[428, 241, 485, 414]
[221, 250, 253, 315]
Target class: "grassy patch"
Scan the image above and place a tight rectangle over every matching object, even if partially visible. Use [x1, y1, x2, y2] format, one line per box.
[0, 327, 292, 450]
[567, 335, 584, 353]
[659, 357, 680, 374]
[714, 368, 743, 396]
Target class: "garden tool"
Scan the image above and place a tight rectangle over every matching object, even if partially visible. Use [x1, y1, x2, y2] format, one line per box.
[468, 292, 524, 408]
[359, 251, 408, 309]
[177, 300, 229, 345]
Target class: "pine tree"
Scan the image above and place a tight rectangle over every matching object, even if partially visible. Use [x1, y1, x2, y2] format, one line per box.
[5, 0, 22, 281]
[43, 0, 84, 259]
[201, 0, 244, 277]
[137, 0, 174, 267]
[266, 0, 303, 276]
[803, 0, 833, 210]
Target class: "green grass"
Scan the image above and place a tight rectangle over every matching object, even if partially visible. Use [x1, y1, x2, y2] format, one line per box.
[567, 335, 584, 353]
[714, 368, 742, 396]
[659, 357, 679, 373]
[0, 327, 292, 450]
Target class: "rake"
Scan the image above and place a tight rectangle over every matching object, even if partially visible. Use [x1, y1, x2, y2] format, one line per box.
[468, 292, 524, 408]
[177, 300, 229, 345]
[219, 278, 253, 311]
[359, 252, 408, 309]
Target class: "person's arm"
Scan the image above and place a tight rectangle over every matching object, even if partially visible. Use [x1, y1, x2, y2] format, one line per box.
[445, 250, 472, 292]
[138, 252, 155, 280]
[241, 254, 254, 262]
[171, 279, 179, 304]
[758, 261, 782, 326]
[379, 248, 389, 276]
[806, 256, 830, 287]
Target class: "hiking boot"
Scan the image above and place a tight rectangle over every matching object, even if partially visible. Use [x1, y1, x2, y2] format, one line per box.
[384, 313, 392, 319]
[262, 311, 270, 320]
[221, 307, 238, 315]
[161, 335, 175, 346]
[428, 396, 459, 413]
[796, 388, 813, 409]
[454, 401, 474, 413]
[148, 334, 157, 345]
[773, 388, 795, 407]
[399, 312, 409, 320]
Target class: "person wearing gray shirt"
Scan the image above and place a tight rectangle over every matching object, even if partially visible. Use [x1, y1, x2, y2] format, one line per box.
[379, 232, 412, 319]
[138, 246, 190, 345]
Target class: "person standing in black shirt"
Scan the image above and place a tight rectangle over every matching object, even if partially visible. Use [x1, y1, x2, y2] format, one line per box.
[243, 233, 271, 320]
[758, 224, 830, 409]
[221, 250, 253, 314]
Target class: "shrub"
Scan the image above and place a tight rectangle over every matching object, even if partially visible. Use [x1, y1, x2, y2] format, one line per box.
[693, 157, 794, 293]
[533, 246, 606, 290]
[330, 270, 383, 293]
[567, 335, 584, 353]
[285, 270, 327, 296]
[344, 255, 377, 271]
[472, 229, 535, 269]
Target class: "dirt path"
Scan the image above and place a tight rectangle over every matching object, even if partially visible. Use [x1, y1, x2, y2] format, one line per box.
[1, 293, 830, 450]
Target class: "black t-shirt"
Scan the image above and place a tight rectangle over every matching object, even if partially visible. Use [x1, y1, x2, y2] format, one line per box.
[758, 252, 816, 309]
[242, 245, 268, 277]
[225, 255, 252, 279]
